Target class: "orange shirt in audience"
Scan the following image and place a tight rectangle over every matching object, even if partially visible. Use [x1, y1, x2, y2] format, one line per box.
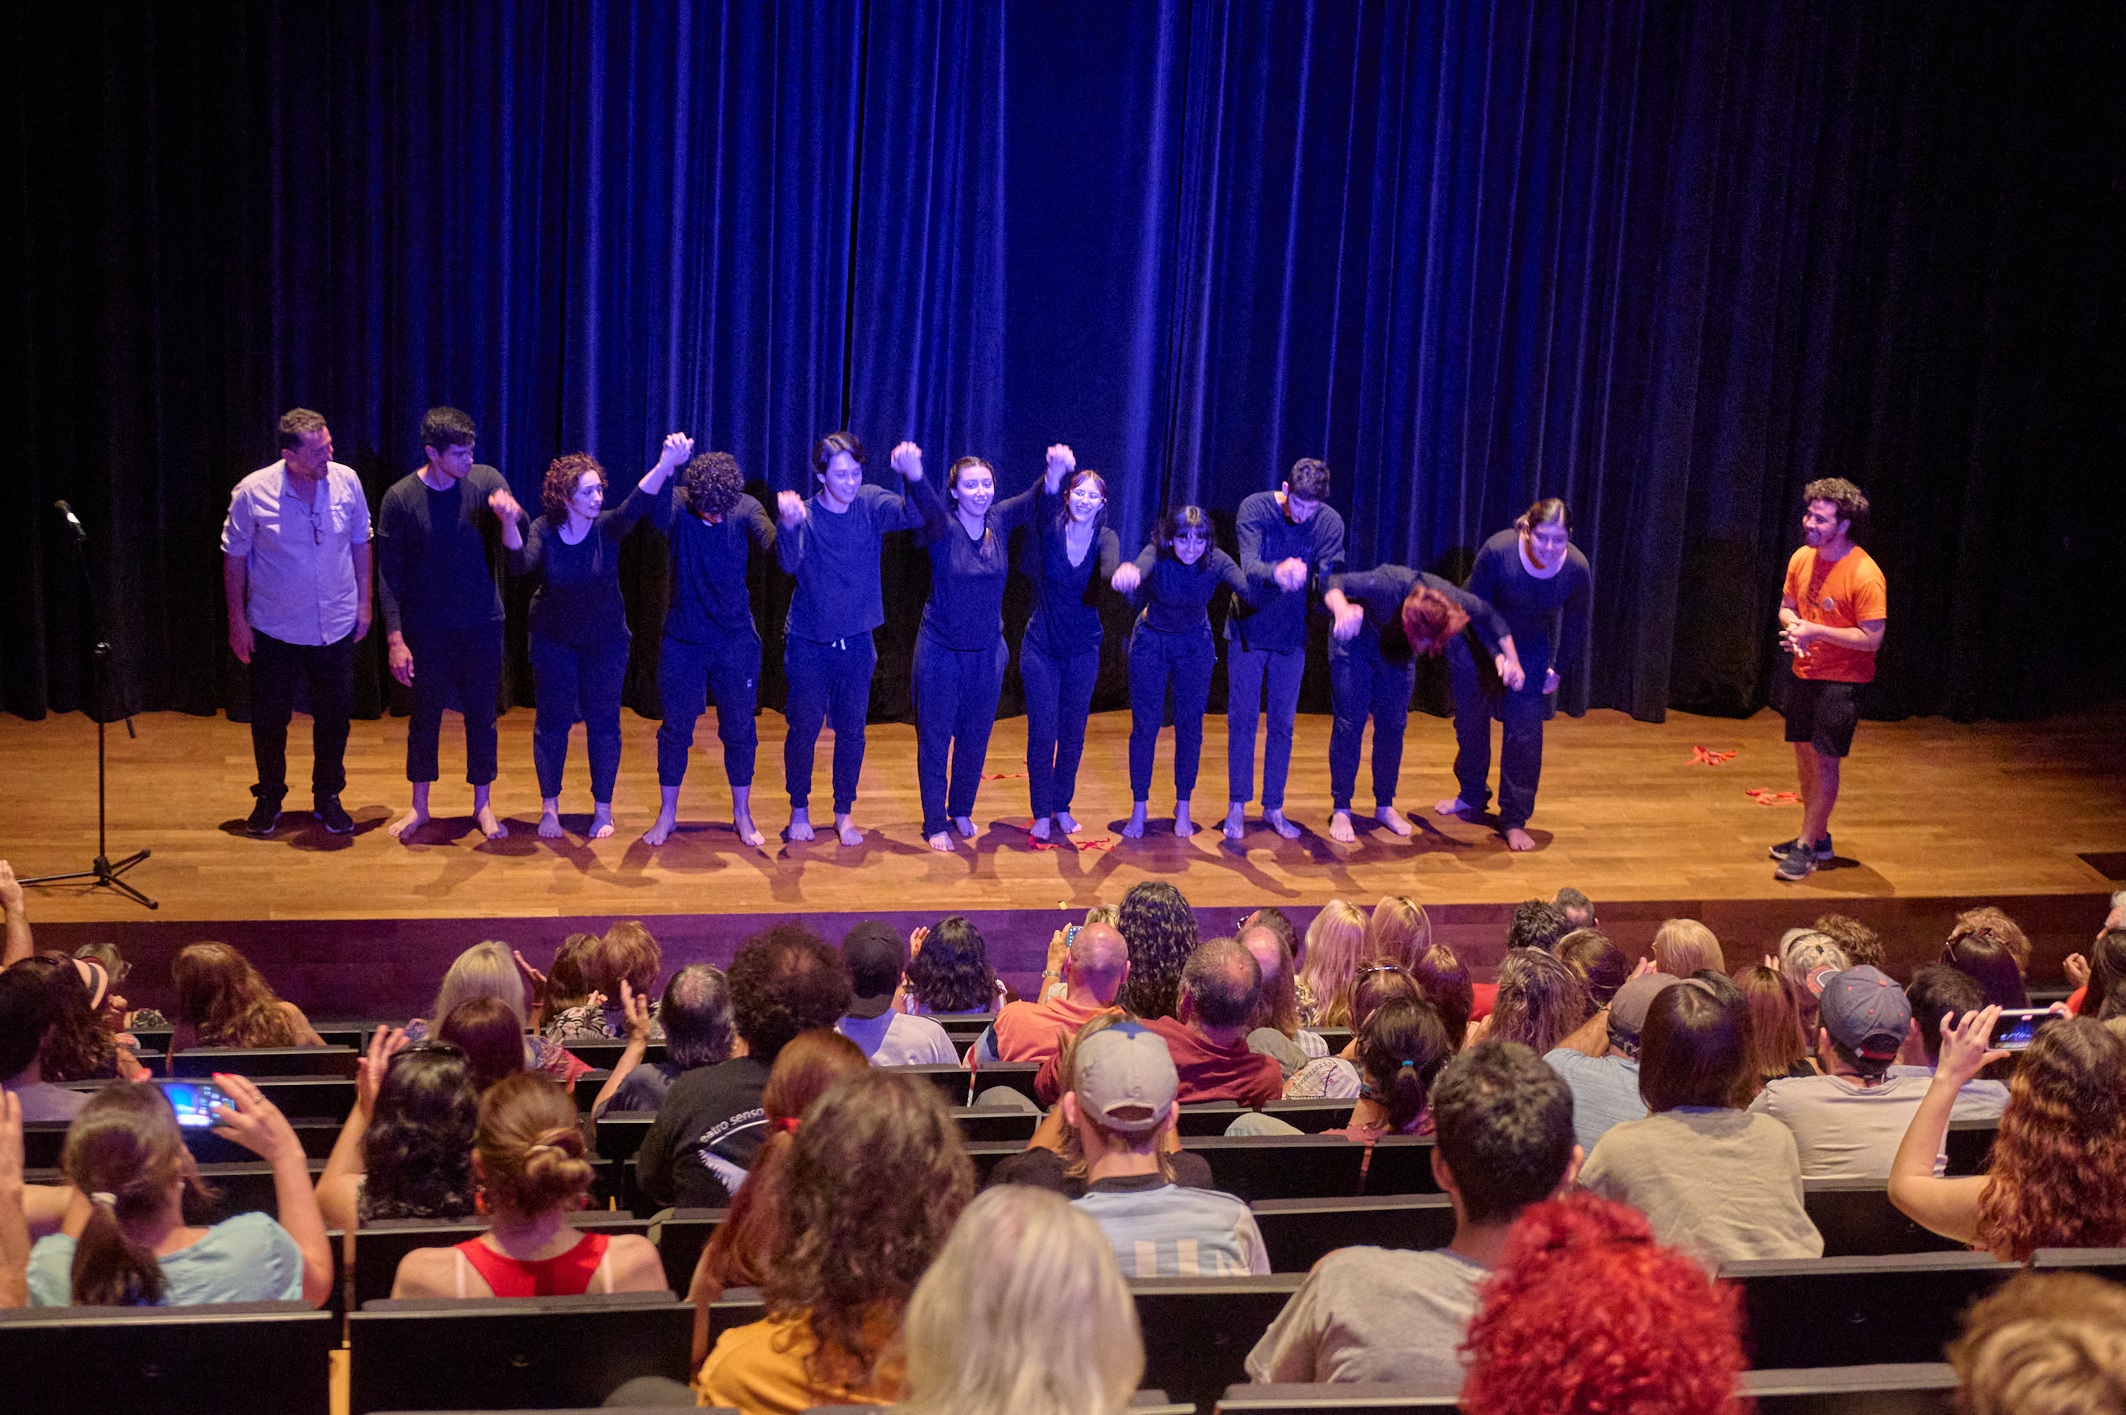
[694, 1310, 904, 1415]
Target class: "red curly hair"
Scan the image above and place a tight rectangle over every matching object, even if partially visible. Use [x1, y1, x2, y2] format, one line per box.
[541, 452, 607, 523]
[1975, 1016, 2126, 1261]
[1399, 584, 1470, 657]
[1460, 1192, 1746, 1415]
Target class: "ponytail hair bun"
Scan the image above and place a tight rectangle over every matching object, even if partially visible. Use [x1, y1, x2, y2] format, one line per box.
[474, 1072, 593, 1216]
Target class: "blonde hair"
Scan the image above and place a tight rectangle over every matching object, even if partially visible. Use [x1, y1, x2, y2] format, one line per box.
[899, 1185, 1143, 1415]
[431, 941, 527, 1030]
[1949, 1271, 2126, 1415]
[1366, 895, 1433, 971]
[1652, 919, 1724, 978]
[473, 1071, 593, 1218]
[1299, 900, 1369, 1028]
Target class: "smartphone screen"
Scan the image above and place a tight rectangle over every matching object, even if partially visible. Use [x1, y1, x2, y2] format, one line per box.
[158, 1081, 232, 1129]
[1988, 1008, 2054, 1052]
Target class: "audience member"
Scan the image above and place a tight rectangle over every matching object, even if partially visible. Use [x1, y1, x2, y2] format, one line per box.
[1733, 963, 1818, 1097]
[1652, 918, 1725, 977]
[1117, 881, 1198, 1019]
[685, 1029, 868, 1364]
[836, 923, 956, 1064]
[1947, 1271, 2126, 1415]
[595, 964, 734, 1115]
[1407, 944, 1475, 1050]
[1058, 1018, 1268, 1276]
[1944, 926, 2031, 1011]
[992, 1011, 1217, 1196]
[1777, 929, 1848, 1031]
[316, 1029, 478, 1230]
[170, 941, 324, 1051]
[1240, 920, 1326, 1076]
[1241, 997, 1452, 1142]
[1247, 1040, 1581, 1384]
[440, 997, 528, 1092]
[1285, 964, 1421, 1098]
[1296, 898, 1368, 1026]
[1812, 912, 1884, 968]
[391, 1071, 664, 1297]
[1889, 963, 2008, 1117]
[1545, 972, 1674, 1154]
[1, 1093, 22, 1309]
[1458, 1192, 1747, 1415]
[903, 915, 1003, 1015]
[28, 1076, 333, 1306]
[0, 968, 86, 1121]
[406, 940, 585, 1083]
[581, 920, 664, 1038]
[1949, 906, 2032, 976]
[9, 956, 144, 1083]
[695, 1070, 973, 1414]
[525, 931, 599, 1036]
[638, 923, 853, 1209]
[1890, 1009, 2126, 1260]
[896, 1184, 1144, 1415]
[1, 862, 31, 969]
[985, 922, 1129, 1066]
[1366, 895, 1433, 969]
[1482, 948, 1590, 1055]
[1149, 938, 1283, 1105]
[2066, 928, 2126, 1021]
[1579, 981, 1822, 1263]
[1240, 905, 1301, 972]
[1556, 928, 1627, 1008]
[1507, 899, 1571, 954]
[1553, 886, 1597, 930]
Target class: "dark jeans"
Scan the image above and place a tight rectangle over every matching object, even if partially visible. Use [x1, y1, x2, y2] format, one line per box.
[248, 630, 355, 803]
[1226, 644, 1305, 809]
[1448, 635, 1549, 829]
[1328, 646, 1416, 810]
[1128, 625, 1215, 801]
[783, 632, 876, 813]
[655, 633, 760, 788]
[1020, 639, 1099, 818]
[913, 628, 1007, 837]
[529, 631, 630, 803]
[405, 621, 504, 786]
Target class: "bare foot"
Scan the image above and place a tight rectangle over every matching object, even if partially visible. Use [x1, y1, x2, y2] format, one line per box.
[1173, 803, 1195, 836]
[953, 816, 976, 839]
[538, 807, 566, 840]
[1222, 804, 1247, 840]
[1436, 796, 1473, 817]
[1122, 803, 1148, 839]
[476, 804, 508, 840]
[1029, 817, 1052, 842]
[642, 808, 679, 846]
[588, 806, 615, 840]
[1329, 810, 1356, 844]
[1054, 811, 1080, 834]
[928, 831, 957, 853]
[388, 806, 430, 843]
[1503, 827, 1537, 852]
[786, 808, 816, 843]
[834, 814, 863, 847]
[1375, 806, 1413, 837]
[732, 811, 765, 849]
[1264, 808, 1301, 840]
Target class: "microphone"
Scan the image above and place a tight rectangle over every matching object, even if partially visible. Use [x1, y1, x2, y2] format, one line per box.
[55, 500, 86, 540]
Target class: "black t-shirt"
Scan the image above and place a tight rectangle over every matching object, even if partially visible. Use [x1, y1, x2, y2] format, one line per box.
[376, 465, 520, 637]
[635, 1055, 772, 1209]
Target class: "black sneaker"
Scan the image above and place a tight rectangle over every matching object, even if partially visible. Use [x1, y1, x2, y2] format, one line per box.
[314, 796, 354, 835]
[1767, 834, 1832, 863]
[245, 797, 282, 837]
[1775, 848, 1817, 881]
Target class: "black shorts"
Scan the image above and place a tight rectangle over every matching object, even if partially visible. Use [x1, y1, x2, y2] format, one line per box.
[1782, 675, 1860, 758]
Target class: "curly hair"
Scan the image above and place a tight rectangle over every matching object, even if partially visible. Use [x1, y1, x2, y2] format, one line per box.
[1399, 583, 1470, 657]
[1948, 1271, 2126, 1415]
[360, 1045, 479, 1221]
[1117, 882, 1198, 1020]
[172, 942, 301, 1049]
[1489, 949, 1591, 1056]
[766, 1070, 974, 1390]
[682, 450, 746, 519]
[905, 916, 997, 1013]
[277, 407, 328, 450]
[1459, 1192, 1746, 1415]
[13, 956, 120, 1081]
[1802, 476, 1870, 531]
[541, 452, 606, 523]
[727, 923, 854, 1064]
[1506, 900, 1571, 954]
[1975, 1017, 2126, 1262]
[1811, 913, 1884, 969]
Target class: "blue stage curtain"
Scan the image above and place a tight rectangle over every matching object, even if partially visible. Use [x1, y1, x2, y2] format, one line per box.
[2, 1, 2117, 727]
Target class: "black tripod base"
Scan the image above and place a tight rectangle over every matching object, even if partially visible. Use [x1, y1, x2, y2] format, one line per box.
[21, 848, 158, 910]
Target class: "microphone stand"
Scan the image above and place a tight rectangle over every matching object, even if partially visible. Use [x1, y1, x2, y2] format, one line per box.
[22, 501, 158, 909]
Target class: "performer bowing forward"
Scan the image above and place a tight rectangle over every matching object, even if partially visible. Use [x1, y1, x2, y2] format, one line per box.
[1321, 566, 1519, 845]
[1112, 506, 1256, 839]
[775, 434, 941, 845]
[1436, 499, 1592, 851]
[1020, 450, 1121, 843]
[912, 448, 1046, 852]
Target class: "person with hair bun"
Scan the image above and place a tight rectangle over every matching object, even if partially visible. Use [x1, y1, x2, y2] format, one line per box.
[1458, 1191, 1747, 1415]
[27, 1074, 333, 1306]
[1436, 498, 1591, 853]
[508, 436, 685, 842]
[642, 446, 778, 849]
[1322, 562, 1517, 845]
[390, 1071, 665, 1298]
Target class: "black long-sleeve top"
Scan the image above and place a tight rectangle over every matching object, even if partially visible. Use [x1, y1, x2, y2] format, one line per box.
[775, 478, 943, 643]
[1462, 529, 1592, 681]
[508, 487, 657, 647]
[1128, 544, 1253, 637]
[1021, 488, 1123, 660]
[1226, 490, 1347, 652]
[918, 480, 1042, 650]
[1326, 565, 1509, 666]
[645, 486, 776, 644]
[375, 464, 522, 638]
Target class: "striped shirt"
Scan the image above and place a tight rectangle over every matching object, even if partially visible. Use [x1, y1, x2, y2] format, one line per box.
[1073, 1173, 1269, 1277]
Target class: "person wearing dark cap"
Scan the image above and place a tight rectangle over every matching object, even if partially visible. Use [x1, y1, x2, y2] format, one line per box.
[834, 923, 956, 1066]
[1749, 964, 1966, 1180]
[1542, 972, 1676, 1154]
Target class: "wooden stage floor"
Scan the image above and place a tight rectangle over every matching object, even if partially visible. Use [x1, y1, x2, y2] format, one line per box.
[8, 702, 2123, 926]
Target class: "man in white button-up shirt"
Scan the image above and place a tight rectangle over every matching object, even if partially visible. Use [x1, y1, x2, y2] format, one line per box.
[221, 408, 373, 836]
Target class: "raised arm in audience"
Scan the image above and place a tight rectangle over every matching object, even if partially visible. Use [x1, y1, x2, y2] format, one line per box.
[316, 1025, 408, 1232]
[212, 1072, 335, 1307]
[1, 862, 31, 968]
[590, 981, 652, 1119]
[0, 1093, 27, 1308]
[1886, 1005, 2001, 1247]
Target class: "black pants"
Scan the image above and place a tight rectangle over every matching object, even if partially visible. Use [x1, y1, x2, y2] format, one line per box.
[530, 631, 630, 803]
[913, 627, 1007, 838]
[783, 633, 875, 813]
[1226, 644, 1306, 809]
[405, 622, 504, 786]
[1128, 625, 1215, 801]
[248, 630, 355, 803]
[1447, 635, 1549, 830]
[655, 632, 760, 789]
[1328, 645, 1416, 811]
[1020, 639, 1099, 819]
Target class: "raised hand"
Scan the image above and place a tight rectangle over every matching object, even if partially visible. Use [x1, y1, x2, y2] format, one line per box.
[1110, 563, 1142, 594]
[511, 948, 549, 1000]
[659, 432, 695, 468]
[776, 490, 809, 527]
[209, 1072, 302, 1166]
[1935, 1006, 2009, 1087]
[890, 441, 925, 480]
[0, 861, 22, 914]
[2064, 952, 2090, 989]
[354, 1025, 409, 1116]
[619, 979, 653, 1043]
[1044, 443, 1076, 483]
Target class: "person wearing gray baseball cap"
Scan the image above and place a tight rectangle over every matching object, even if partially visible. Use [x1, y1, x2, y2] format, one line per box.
[1543, 971, 1679, 1154]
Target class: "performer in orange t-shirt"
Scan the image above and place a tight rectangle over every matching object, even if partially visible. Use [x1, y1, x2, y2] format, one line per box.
[1770, 478, 1886, 881]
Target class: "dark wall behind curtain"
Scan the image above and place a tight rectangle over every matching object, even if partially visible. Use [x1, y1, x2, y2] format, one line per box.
[3, 1, 2118, 730]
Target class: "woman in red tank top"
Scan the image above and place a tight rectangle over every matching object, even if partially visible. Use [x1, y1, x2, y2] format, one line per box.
[390, 1070, 665, 1299]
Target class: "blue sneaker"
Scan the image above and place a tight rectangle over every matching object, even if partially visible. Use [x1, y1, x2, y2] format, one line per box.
[1767, 834, 1832, 863]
